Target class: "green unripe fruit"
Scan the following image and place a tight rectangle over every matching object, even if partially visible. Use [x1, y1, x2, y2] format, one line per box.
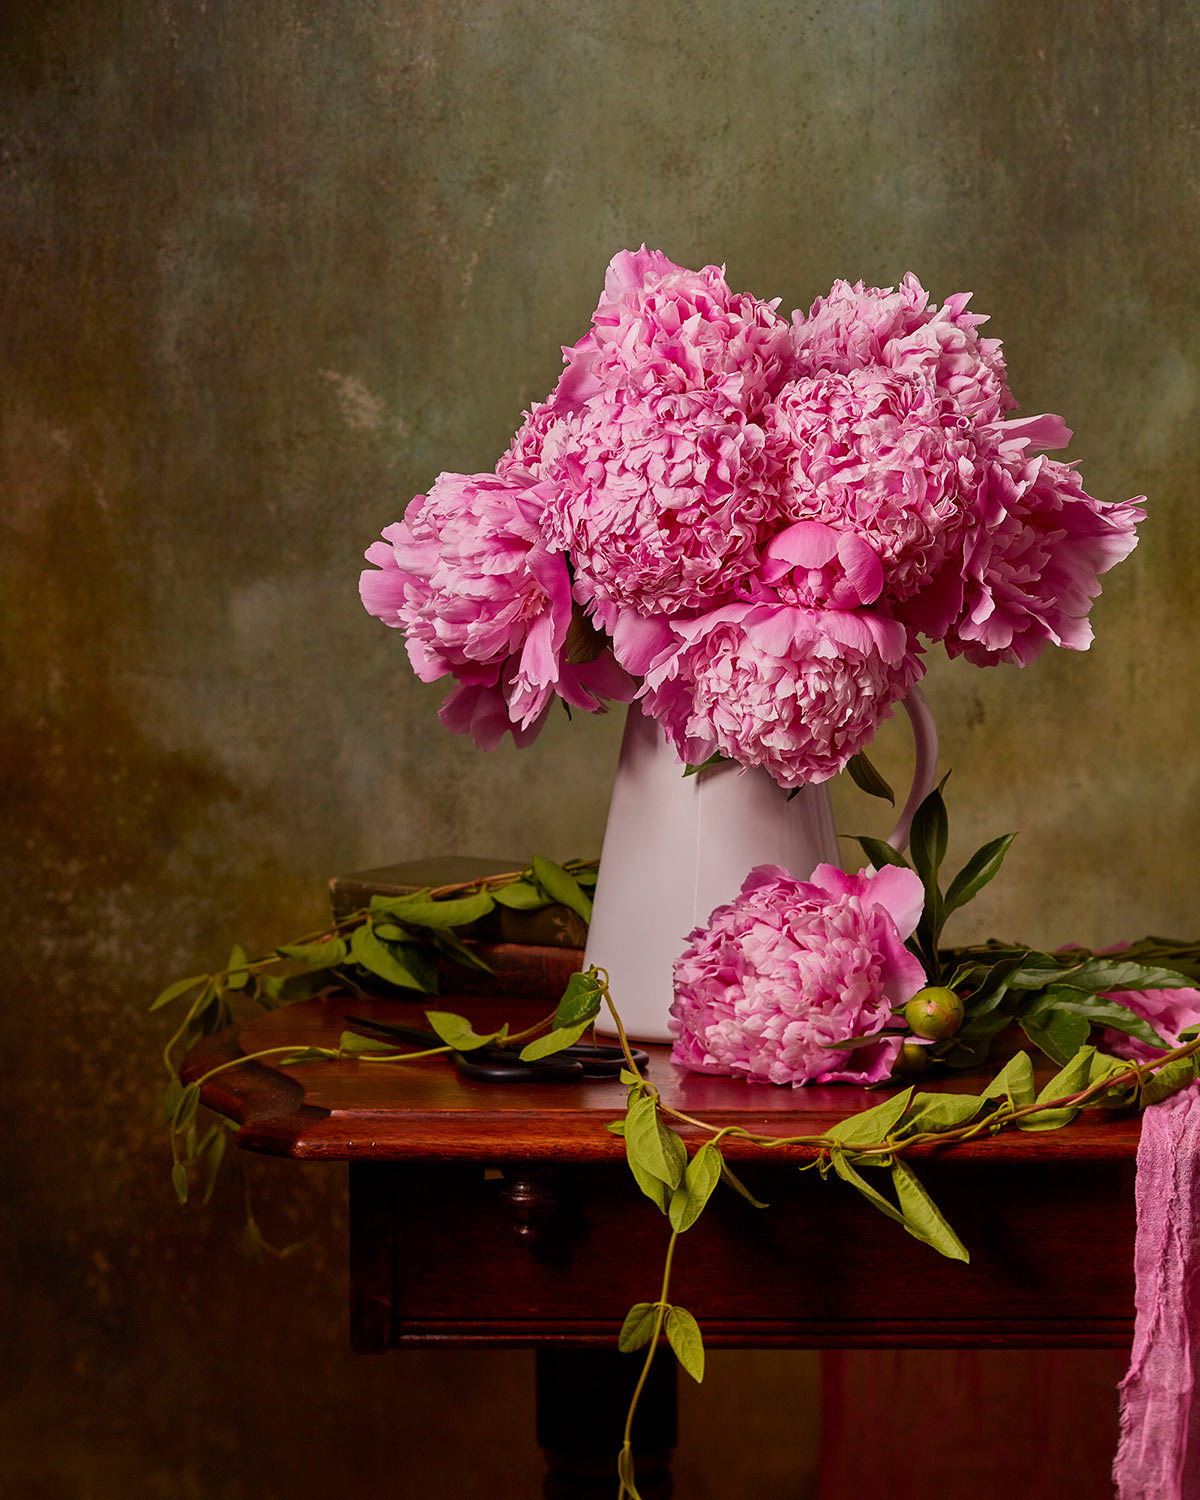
[891, 1041, 930, 1077]
[903, 985, 965, 1041]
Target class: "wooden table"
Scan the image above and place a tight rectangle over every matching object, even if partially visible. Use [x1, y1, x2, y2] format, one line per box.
[185, 949, 1138, 1496]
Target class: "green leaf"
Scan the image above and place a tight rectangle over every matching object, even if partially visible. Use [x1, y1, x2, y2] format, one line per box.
[1017, 1045, 1126, 1131]
[627, 1152, 670, 1213]
[275, 968, 343, 1001]
[171, 1162, 189, 1206]
[1035, 1044, 1121, 1101]
[683, 752, 727, 777]
[617, 1443, 638, 1496]
[606, 1119, 626, 1136]
[277, 937, 349, 967]
[909, 785, 949, 892]
[1055, 959, 1196, 994]
[279, 1047, 336, 1065]
[1044, 993, 1174, 1051]
[895, 1092, 986, 1137]
[625, 1093, 686, 1192]
[617, 1302, 659, 1353]
[830, 1149, 904, 1227]
[891, 1159, 970, 1262]
[350, 923, 428, 991]
[719, 1158, 769, 1209]
[197, 1128, 227, 1204]
[370, 921, 410, 941]
[490, 880, 551, 910]
[825, 1087, 913, 1146]
[519, 1018, 593, 1060]
[339, 1031, 404, 1053]
[369, 889, 496, 929]
[173, 1083, 200, 1132]
[424, 1011, 505, 1051]
[825, 1029, 909, 1050]
[853, 835, 911, 872]
[225, 943, 249, 990]
[1019, 1006, 1091, 1065]
[553, 968, 605, 1028]
[959, 953, 1031, 1018]
[669, 1142, 722, 1233]
[531, 855, 593, 922]
[665, 1306, 705, 1383]
[241, 1216, 264, 1262]
[1144, 1055, 1200, 1106]
[943, 834, 1018, 918]
[162, 1079, 184, 1125]
[940, 1011, 1014, 1068]
[846, 750, 895, 805]
[570, 864, 598, 888]
[982, 1050, 1036, 1109]
[429, 928, 494, 974]
[151, 974, 208, 1012]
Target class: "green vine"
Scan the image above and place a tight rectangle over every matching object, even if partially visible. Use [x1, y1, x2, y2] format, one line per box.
[151, 796, 1200, 1495]
[154, 856, 598, 1206]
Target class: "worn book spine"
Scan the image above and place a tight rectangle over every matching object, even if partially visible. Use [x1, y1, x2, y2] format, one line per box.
[434, 942, 585, 1002]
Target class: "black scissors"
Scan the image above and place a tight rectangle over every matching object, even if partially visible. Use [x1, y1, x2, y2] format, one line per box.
[341, 1014, 649, 1084]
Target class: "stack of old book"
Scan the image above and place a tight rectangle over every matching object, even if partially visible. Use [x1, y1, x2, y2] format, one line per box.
[330, 855, 585, 1001]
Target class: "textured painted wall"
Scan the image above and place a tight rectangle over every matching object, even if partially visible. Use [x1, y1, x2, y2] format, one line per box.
[3, 2, 1197, 1495]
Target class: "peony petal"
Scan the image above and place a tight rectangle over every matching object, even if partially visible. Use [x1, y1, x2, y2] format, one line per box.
[764, 520, 840, 570]
[834, 533, 885, 607]
[610, 608, 678, 675]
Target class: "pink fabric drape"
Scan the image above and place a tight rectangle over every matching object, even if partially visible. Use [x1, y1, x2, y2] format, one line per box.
[1114, 1082, 1200, 1499]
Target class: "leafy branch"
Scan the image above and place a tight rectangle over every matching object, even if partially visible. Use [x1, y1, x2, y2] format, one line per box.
[506, 963, 1200, 1497]
[154, 856, 597, 1209]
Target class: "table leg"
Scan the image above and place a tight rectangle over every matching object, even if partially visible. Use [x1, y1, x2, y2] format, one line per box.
[536, 1347, 677, 1499]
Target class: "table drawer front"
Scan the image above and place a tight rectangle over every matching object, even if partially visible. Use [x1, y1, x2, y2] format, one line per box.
[349, 1159, 1134, 1351]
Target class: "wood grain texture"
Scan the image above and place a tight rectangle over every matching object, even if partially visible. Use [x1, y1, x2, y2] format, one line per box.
[184, 989, 1143, 1166]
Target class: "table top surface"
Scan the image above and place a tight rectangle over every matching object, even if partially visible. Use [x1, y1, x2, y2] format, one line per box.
[185, 988, 1143, 1167]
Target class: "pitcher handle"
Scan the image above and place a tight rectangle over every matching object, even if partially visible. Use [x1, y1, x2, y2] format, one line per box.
[886, 686, 939, 853]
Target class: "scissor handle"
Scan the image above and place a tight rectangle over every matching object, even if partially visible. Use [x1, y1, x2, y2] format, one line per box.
[454, 1052, 585, 1083]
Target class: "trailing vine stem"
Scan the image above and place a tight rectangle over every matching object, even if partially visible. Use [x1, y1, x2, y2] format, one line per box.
[616, 1229, 679, 1500]
[599, 972, 1200, 1164]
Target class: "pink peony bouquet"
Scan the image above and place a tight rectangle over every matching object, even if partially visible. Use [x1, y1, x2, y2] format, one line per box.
[669, 862, 928, 1086]
[362, 248, 1144, 785]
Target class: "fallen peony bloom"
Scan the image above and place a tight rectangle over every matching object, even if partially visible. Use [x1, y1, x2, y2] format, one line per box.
[670, 862, 928, 1085]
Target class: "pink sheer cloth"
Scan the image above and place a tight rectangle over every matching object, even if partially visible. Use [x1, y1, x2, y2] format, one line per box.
[1114, 1081, 1200, 1499]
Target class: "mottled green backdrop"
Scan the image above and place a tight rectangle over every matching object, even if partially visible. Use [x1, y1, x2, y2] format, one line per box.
[4, 3, 1197, 1496]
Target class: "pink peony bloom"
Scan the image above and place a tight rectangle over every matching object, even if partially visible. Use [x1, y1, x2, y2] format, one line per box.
[541, 392, 786, 617]
[1098, 989, 1200, 1064]
[670, 862, 928, 1085]
[360, 471, 633, 746]
[792, 273, 1016, 424]
[757, 522, 885, 610]
[900, 452, 1145, 665]
[559, 246, 794, 414]
[765, 367, 987, 605]
[638, 600, 924, 787]
[496, 398, 575, 483]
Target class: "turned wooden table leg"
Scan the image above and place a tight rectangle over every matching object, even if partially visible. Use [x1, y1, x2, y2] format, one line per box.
[536, 1348, 677, 1500]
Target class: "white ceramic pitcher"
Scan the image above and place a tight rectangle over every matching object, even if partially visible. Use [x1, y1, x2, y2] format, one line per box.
[588, 688, 939, 1042]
